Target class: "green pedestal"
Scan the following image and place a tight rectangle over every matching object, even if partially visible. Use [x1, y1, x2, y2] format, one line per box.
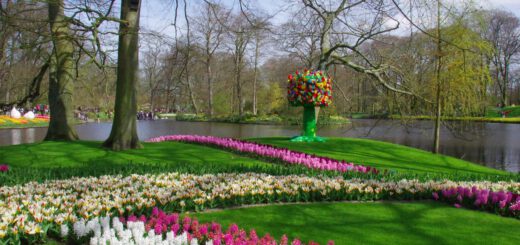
[290, 106, 326, 142]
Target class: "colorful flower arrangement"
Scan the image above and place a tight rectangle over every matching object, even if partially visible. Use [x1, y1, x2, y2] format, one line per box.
[63, 207, 327, 245]
[146, 135, 376, 174]
[287, 69, 332, 107]
[0, 172, 519, 243]
[0, 115, 49, 126]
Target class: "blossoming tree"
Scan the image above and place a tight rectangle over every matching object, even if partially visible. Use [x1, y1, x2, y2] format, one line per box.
[287, 69, 332, 142]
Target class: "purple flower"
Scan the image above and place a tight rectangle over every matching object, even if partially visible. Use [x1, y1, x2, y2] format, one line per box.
[152, 207, 160, 217]
[0, 164, 9, 172]
[127, 215, 137, 222]
[454, 203, 462, 208]
[292, 239, 302, 245]
[456, 194, 463, 203]
[432, 192, 439, 200]
[154, 223, 163, 234]
[223, 233, 233, 244]
[228, 223, 239, 235]
[211, 222, 221, 233]
[498, 200, 507, 209]
[145, 135, 379, 174]
[171, 223, 180, 234]
[199, 224, 208, 236]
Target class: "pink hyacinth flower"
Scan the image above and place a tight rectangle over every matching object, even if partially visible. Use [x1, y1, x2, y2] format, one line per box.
[432, 192, 439, 200]
[292, 239, 302, 245]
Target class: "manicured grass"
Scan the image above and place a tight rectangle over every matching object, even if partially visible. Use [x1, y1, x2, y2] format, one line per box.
[486, 106, 520, 118]
[0, 122, 48, 129]
[251, 137, 507, 175]
[0, 141, 271, 169]
[193, 201, 520, 245]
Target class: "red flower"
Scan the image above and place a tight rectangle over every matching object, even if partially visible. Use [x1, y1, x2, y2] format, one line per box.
[0, 164, 8, 172]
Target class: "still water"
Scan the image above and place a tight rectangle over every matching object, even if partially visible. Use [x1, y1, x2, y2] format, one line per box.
[0, 119, 518, 173]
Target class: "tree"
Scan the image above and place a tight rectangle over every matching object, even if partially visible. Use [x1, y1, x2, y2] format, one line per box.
[391, 0, 492, 153]
[228, 13, 252, 116]
[103, 0, 142, 150]
[142, 35, 166, 114]
[251, 18, 269, 116]
[485, 10, 520, 107]
[45, 0, 79, 141]
[193, 1, 227, 117]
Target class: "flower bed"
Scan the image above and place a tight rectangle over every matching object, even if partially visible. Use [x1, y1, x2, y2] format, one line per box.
[0, 115, 49, 128]
[433, 186, 520, 215]
[0, 172, 518, 243]
[147, 135, 378, 174]
[62, 207, 327, 245]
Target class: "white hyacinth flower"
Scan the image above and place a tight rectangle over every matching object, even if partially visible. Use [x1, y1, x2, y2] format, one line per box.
[60, 224, 69, 238]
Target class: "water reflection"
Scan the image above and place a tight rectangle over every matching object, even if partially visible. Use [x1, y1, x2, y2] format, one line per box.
[0, 119, 518, 173]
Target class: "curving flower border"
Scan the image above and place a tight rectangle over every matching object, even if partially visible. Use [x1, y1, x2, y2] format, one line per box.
[146, 135, 378, 174]
[0, 172, 519, 243]
[63, 207, 329, 245]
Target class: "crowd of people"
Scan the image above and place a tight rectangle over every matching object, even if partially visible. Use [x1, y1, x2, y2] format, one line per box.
[137, 111, 155, 120]
[2, 104, 49, 117]
[3, 104, 170, 121]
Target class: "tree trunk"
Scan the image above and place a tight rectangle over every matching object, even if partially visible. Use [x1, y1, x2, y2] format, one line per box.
[502, 60, 509, 106]
[236, 65, 243, 116]
[433, 0, 442, 154]
[206, 56, 213, 117]
[186, 77, 198, 113]
[45, 0, 79, 141]
[253, 34, 259, 116]
[103, 0, 141, 150]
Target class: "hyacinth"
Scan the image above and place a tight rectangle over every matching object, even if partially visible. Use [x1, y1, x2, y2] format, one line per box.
[0, 164, 8, 173]
[63, 209, 319, 245]
[0, 171, 519, 242]
[147, 135, 377, 174]
[287, 69, 332, 107]
[433, 186, 520, 216]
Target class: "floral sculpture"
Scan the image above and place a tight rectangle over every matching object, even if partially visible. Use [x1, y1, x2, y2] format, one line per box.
[287, 69, 332, 142]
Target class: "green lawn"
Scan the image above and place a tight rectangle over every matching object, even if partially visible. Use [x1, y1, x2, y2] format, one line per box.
[251, 137, 507, 175]
[193, 201, 520, 245]
[0, 121, 48, 129]
[1, 139, 518, 244]
[0, 141, 281, 185]
[0, 141, 271, 169]
[486, 105, 520, 118]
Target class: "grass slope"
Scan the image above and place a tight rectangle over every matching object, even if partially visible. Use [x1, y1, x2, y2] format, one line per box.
[194, 201, 520, 245]
[0, 141, 271, 169]
[251, 137, 506, 175]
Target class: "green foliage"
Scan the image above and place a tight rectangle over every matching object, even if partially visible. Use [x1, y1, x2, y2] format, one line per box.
[174, 112, 350, 125]
[438, 22, 493, 116]
[175, 113, 208, 121]
[389, 115, 520, 123]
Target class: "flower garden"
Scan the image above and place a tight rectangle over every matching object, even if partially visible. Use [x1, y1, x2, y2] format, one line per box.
[0, 115, 49, 129]
[0, 135, 519, 244]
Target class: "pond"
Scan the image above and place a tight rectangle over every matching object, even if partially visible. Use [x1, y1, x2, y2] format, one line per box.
[0, 119, 518, 173]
